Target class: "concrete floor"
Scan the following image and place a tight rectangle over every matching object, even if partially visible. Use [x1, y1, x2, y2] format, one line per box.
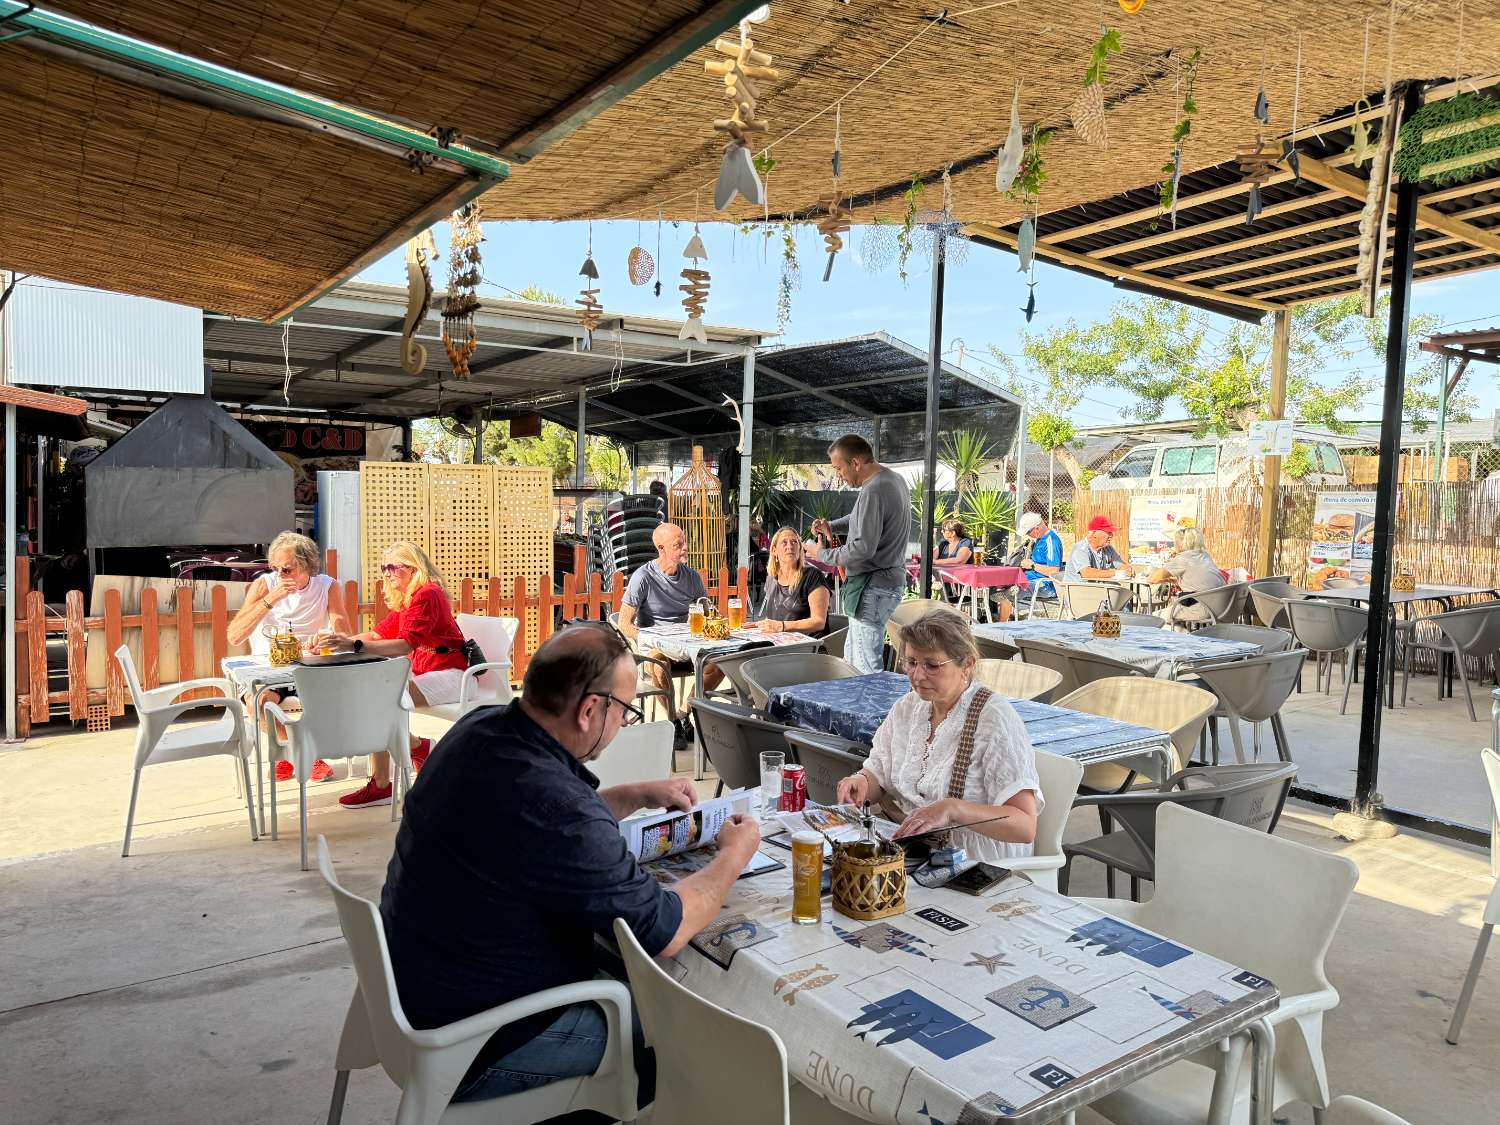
[1, 717, 1496, 1124]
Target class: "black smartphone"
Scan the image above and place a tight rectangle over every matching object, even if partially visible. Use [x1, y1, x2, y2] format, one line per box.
[946, 862, 1013, 896]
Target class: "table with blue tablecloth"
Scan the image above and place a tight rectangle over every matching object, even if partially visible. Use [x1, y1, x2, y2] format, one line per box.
[973, 620, 1259, 679]
[767, 672, 1174, 777]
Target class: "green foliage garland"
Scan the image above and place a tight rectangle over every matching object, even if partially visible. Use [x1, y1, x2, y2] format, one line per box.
[897, 175, 925, 281]
[1393, 92, 1500, 187]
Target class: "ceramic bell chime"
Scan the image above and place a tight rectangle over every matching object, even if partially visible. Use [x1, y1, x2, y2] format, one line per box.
[679, 229, 711, 343]
[442, 203, 482, 378]
[707, 23, 779, 209]
[576, 257, 602, 350]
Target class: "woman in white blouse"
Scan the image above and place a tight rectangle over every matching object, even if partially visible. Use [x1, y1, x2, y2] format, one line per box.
[835, 609, 1041, 863]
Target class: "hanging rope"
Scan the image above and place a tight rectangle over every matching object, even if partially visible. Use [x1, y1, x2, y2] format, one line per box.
[280, 318, 293, 404]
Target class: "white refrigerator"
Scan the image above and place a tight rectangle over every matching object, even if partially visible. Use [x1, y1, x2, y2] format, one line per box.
[316, 471, 361, 600]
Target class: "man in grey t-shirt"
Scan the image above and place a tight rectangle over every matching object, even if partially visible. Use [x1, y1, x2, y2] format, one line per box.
[810, 434, 911, 674]
[617, 522, 720, 742]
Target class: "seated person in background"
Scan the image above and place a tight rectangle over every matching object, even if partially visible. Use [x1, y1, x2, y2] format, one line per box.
[1012, 512, 1064, 599]
[835, 610, 1040, 864]
[227, 531, 352, 784]
[616, 522, 722, 744]
[380, 625, 760, 1109]
[754, 526, 830, 636]
[1146, 526, 1226, 624]
[934, 519, 975, 570]
[1063, 515, 1131, 582]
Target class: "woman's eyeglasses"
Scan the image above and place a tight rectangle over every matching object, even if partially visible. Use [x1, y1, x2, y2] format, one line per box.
[273, 565, 296, 575]
[380, 563, 409, 575]
[902, 657, 955, 674]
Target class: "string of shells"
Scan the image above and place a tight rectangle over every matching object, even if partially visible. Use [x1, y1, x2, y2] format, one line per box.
[442, 203, 482, 378]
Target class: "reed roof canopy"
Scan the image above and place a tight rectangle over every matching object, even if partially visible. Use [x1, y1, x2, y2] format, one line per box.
[472, 0, 1500, 319]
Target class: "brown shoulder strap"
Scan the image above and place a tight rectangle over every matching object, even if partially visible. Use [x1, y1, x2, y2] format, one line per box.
[946, 686, 993, 802]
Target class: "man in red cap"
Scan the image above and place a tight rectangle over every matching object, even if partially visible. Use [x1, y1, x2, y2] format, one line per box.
[1064, 515, 1131, 582]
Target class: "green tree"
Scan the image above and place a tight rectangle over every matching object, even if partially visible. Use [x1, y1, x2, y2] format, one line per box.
[514, 283, 567, 304]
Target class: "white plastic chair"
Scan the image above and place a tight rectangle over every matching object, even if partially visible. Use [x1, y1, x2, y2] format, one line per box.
[587, 721, 675, 790]
[1445, 747, 1500, 1044]
[1324, 1096, 1412, 1124]
[115, 645, 256, 857]
[612, 917, 863, 1125]
[1078, 803, 1359, 1125]
[1004, 749, 1084, 891]
[319, 838, 639, 1125]
[973, 658, 1065, 703]
[409, 613, 516, 741]
[266, 659, 412, 870]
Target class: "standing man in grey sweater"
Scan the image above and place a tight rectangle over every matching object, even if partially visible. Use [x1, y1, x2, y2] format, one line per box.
[810, 434, 912, 674]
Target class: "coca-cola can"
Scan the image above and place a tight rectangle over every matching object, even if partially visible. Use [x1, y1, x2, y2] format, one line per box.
[780, 764, 807, 812]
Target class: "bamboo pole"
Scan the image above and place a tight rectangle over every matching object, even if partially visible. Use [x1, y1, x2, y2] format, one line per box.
[1256, 310, 1291, 578]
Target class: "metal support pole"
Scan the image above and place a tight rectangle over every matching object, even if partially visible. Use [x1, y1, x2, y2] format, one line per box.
[1354, 82, 1423, 819]
[1014, 401, 1028, 517]
[920, 232, 946, 599]
[631, 443, 640, 494]
[738, 349, 755, 575]
[1256, 310, 1291, 578]
[575, 388, 587, 534]
[34, 435, 44, 556]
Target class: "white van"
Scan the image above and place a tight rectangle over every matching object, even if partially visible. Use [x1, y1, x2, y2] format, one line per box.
[1089, 434, 1349, 492]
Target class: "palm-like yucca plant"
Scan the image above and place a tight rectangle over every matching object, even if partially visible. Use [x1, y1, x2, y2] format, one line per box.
[750, 446, 792, 527]
[801, 491, 839, 537]
[909, 472, 956, 544]
[939, 429, 998, 504]
[962, 489, 1016, 563]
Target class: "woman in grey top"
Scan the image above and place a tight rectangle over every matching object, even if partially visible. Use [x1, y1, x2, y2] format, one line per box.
[1145, 527, 1225, 623]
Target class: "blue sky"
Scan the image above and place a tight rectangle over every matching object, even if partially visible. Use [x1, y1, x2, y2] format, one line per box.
[358, 219, 1499, 427]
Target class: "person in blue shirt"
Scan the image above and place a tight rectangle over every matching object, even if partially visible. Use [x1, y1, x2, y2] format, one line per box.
[1015, 512, 1064, 598]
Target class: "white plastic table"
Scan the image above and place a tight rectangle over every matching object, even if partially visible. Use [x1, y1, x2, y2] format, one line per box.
[972, 620, 1260, 679]
[221, 656, 296, 836]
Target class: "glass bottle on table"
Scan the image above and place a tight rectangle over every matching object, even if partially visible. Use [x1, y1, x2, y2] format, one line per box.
[759, 750, 785, 820]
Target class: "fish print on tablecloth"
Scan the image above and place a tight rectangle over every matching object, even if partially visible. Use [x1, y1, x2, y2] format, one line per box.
[987, 898, 1041, 921]
[691, 911, 776, 969]
[1067, 917, 1191, 967]
[833, 921, 936, 960]
[1145, 987, 1232, 1021]
[955, 1091, 1020, 1123]
[783, 972, 838, 1005]
[846, 989, 995, 1060]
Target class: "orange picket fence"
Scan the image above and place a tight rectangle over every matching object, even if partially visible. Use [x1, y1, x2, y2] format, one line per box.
[12, 547, 748, 737]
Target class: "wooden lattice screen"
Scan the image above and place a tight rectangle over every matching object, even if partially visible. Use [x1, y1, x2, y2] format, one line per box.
[494, 466, 554, 652]
[359, 463, 430, 604]
[428, 464, 496, 604]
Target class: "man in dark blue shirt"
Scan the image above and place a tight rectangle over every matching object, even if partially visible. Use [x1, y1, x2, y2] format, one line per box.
[380, 625, 760, 1109]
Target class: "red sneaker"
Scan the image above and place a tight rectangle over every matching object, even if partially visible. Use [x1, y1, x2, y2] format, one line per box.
[339, 780, 393, 809]
[410, 739, 432, 773]
[310, 759, 334, 783]
[272, 759, 293, 783]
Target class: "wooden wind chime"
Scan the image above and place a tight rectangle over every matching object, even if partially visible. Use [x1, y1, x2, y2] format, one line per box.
[577, 225, 603, 350]
[1237, 82, 1278, 225]
[668, 446, 725, 575]
[679, 227, 711, 343]
[442, 203, 482, 378]
[707, 19, 778, 209]
[815, 106, 850, 281]
[400, 229, 437, 375]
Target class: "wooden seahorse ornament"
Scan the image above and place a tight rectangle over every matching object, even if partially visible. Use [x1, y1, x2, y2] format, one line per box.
[400, 230, 437, 375]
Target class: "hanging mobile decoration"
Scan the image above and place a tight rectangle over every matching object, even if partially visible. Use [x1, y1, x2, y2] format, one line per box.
[817, 105, 852, 281]
[1016, 216, 1036, 273]
[1239, 52, 1275, 225]
[861, 221, 898, 275]
[653, 211, 664, 297]
[441, 203, 482, 378]
[1348, 18, 1374, 168]
[1157, 49, 1200, 229]
[576, 223, 603, 350]
[913, 168, 970, 268]
[1281, 35, 1303, 183]
[995, 83, 1024, 193]
[1020, 281, 1038, 323]
[679, 226, 711, 343]
[1071, 27, 1120, 148]
[400, 229, 437, 375]
[627, 220, 655, 287]
[707, 16, 778, 209]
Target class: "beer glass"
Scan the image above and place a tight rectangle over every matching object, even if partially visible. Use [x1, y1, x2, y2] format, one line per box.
[791, 831, 823, 925]
[759, 750, 784, 819]
[727, 596, 744, 629]
[688, 603, 705, 637]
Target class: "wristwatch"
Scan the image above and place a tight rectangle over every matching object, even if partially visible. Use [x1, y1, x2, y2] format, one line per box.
[352, 639, 364, 654]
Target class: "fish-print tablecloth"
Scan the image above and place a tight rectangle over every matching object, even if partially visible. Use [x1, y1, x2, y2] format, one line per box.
[972, 621, 1259, 679]
[663, 861, 1278, 1123]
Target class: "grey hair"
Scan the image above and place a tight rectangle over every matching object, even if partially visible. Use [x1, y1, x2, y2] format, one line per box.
[267, 531, 321, 575]
[1174, 526, 1206, 552]
[900, 608, 978, 667]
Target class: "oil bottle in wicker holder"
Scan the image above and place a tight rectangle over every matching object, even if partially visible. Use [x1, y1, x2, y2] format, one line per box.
[267, 630, 301, 666]
[1392, 570, 1417, 593]
[668, 446, 725, 575]
[830, 840, 907, 921]
[1092, 607, 1121, 638]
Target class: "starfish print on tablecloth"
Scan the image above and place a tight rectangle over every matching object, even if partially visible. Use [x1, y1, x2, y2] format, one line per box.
[963, 950, 1013, 975]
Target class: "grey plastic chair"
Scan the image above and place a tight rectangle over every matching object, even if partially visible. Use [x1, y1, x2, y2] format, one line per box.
[1248, 579, 1307, 629]
[974, 634, 1020, 660]
[819, 626, 849, 660]
[688, 698, 796, 796]
[1284, 600, 1368, 714]
[1015, 637, 1081, 698]
[1322, 577, 1363, 589]
[784, 729, 869, 805]
[1165, 581, 1250, 629]
[1188, 649, 1308, 764]
[1400, 603, 1500, 721]
[1446, 748, 1500, 1045]
[1191, 622, 1294, 653]
[1060, 581, 1133, 619]
[1060, 761, 1298, 900]
[1084, 610, 1165, 629]
[740, 652, 861, 710]
[699, 641, 779, 705]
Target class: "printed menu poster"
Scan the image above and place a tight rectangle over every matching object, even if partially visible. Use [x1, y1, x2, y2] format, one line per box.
[1126, 494, 1199, 567]
[1307, 492, 1378, 589]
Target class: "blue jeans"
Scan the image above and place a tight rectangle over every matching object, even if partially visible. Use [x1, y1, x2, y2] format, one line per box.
[847, 585, 903, 674]
[452, 975, 653, 1121]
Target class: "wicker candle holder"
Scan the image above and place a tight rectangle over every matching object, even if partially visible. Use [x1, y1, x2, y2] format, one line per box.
[1392, 571, 1417, 593]
[830, 840, 907, 921]
[268, 632, 301, 667]
[1092, 608, 1121, 638]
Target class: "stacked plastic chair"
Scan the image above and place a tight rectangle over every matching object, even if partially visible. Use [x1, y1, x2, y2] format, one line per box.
[598, 494, 666, 583]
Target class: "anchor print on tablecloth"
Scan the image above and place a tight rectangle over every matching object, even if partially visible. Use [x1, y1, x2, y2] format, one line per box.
[845, 989, 995, 1061]
[833, 921, 936, 960]
[986, 974, 1097, 1031]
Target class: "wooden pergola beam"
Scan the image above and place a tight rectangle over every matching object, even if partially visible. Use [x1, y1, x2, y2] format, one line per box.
[963, 222, 1278, 312]
[1249, 244, 1496, 302]
[1133, 211, 1363, 273]
[1295, 154, 1500, 256]
[1092, 191, 1347, 260]
[1284, 256, 1500, 306]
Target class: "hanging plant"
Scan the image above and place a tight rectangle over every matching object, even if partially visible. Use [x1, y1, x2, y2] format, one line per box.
[777, 222, 801, 333]
[1393, 92, 1500, 187]
[1007, 126, 1053, 203]
[1157, 49, 1201, 224]
[897, 175, 926, 281]
[1071, 27, 1121, 147]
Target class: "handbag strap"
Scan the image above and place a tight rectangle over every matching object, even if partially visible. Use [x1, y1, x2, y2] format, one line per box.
[946, 686, 993, 801]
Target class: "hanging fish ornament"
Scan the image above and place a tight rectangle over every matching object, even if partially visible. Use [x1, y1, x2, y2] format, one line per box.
[1167, 146, 1183, 229]
[576, 252, 602, 350]
[679, 229, 710, 343]
[1021, 281, 1038, 323]
[995, 85, 1024, 193]
[1245, 183, 1264, 224]
[1254, 86, 1269, 125]
[715, 143, 764, 209]
[706, 23, 779, 210]
[1016, 216, 1036, 273]
[1281, 140, 1301, 184]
